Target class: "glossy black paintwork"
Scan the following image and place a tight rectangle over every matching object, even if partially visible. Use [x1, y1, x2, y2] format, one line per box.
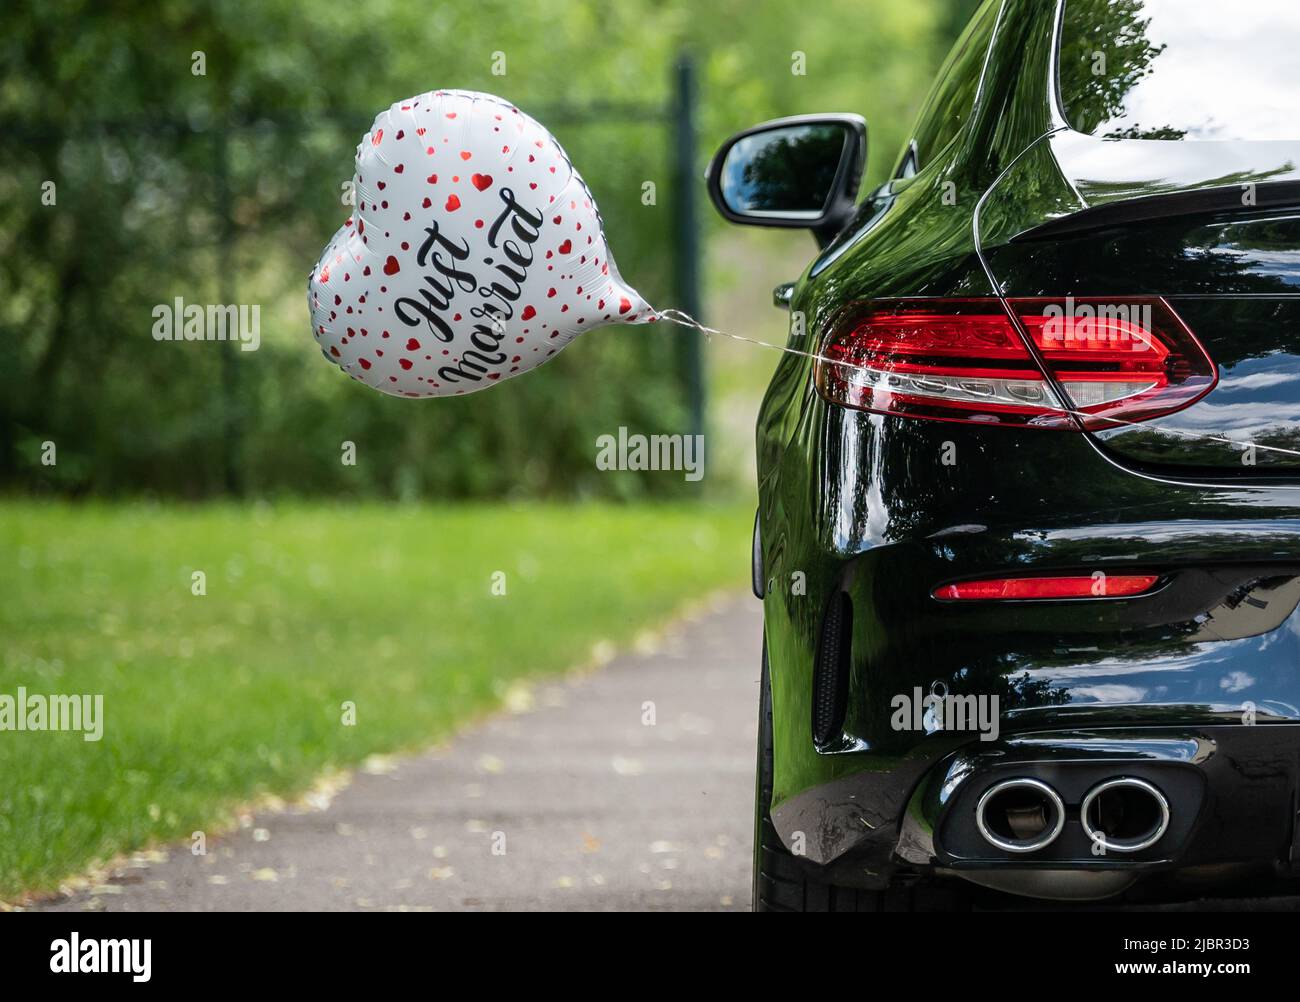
[743, 0, 1300, 888]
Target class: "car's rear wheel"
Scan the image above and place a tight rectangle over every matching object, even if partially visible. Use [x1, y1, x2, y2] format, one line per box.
[752, 643, 960, 912]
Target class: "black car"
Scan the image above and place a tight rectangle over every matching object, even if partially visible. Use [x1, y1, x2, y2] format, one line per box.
[707, 0, 1300, 910]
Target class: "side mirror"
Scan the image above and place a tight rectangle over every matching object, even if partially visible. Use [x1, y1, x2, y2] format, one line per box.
[706, 114, 866, 245]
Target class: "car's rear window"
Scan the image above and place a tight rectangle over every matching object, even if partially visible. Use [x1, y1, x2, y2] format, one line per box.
[1059, 0, 1300, 140]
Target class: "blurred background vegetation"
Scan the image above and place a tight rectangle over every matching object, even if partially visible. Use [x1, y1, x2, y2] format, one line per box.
[1, 0, 982, 501]
[1, 0, 984, 899]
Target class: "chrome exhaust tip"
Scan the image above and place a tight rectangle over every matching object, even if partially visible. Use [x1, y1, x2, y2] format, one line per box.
[975, 778, 1066, 853]
[1081, 777, 1170, 853]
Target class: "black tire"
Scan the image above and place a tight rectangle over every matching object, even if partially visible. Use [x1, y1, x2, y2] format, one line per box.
[753, 644, 947, 912]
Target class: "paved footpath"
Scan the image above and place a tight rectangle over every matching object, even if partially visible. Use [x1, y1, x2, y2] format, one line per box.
[34, 594, 763, 912]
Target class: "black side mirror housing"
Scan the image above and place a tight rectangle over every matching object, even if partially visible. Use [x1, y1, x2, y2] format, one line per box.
[706, 114, 866, 247]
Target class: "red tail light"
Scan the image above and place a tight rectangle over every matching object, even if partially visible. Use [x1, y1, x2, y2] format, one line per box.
[814, 297, 1215, 429]
[933, 574, 1160, 601]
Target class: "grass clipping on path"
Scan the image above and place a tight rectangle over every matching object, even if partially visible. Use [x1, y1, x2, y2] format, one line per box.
[0, 501, 750, 898]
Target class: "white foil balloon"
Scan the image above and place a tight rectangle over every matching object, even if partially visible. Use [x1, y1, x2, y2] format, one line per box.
[308, 89, 652, 397]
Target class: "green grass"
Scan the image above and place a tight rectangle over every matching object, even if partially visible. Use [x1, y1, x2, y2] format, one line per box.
[0, 500, 751, 898]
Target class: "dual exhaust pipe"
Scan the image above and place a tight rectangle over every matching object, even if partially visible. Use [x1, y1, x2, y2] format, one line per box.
[975, 776, 1170, 854]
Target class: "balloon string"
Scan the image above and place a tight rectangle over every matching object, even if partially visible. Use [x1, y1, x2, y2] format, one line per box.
[649, 307, 1300, 460]
[651, 307, 847, 371]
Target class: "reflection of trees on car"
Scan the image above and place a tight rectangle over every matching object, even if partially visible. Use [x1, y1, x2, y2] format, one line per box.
[1058, 0, 1176, 139]
[742, 128, 844, 212]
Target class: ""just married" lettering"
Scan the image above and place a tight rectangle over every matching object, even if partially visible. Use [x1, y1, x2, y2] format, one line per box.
[393, 187, 545, 384]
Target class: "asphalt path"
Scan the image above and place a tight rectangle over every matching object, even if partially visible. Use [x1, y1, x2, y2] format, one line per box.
[34, 594, 762, 912]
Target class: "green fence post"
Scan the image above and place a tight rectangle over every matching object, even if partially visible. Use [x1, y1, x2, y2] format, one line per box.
[214, 120, 242, 495]
[671, 53, 706, 446]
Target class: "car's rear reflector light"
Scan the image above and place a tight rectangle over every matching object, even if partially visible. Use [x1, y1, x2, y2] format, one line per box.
[932, 574, 1160, 601]
[814, 298, 1215, 429]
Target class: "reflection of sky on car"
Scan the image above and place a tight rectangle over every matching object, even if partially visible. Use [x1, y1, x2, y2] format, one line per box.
[1019, 648, 1229, 681]
[721, 136, 762, 208]
[1057, 350, 1300, 449]
[1099, 0, 1300, 140]
[1139, 356, 1300, 443]
[1003, 611, 1300, 715]
[1204, 245, 1300, 287]
[1015, 645, 1258, 709]
[1154, 399, 1300, 437]
[1013, 520, 1300, 547]
[1216, 371, 1299, 393]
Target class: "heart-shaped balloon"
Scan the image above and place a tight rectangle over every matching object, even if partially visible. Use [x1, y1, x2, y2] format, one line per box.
[308, 89, 652, 397]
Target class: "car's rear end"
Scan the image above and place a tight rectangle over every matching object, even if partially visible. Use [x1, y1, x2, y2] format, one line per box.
[762, 0, 1300, 903]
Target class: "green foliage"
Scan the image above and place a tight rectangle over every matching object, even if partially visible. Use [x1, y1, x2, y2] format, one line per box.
[1, 0, 971, 499]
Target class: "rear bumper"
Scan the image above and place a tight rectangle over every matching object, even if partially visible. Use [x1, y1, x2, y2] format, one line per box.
[759, 404, 1300, 890]
[770, 721, 1300, 899]
[818, 530, 1300, 756]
